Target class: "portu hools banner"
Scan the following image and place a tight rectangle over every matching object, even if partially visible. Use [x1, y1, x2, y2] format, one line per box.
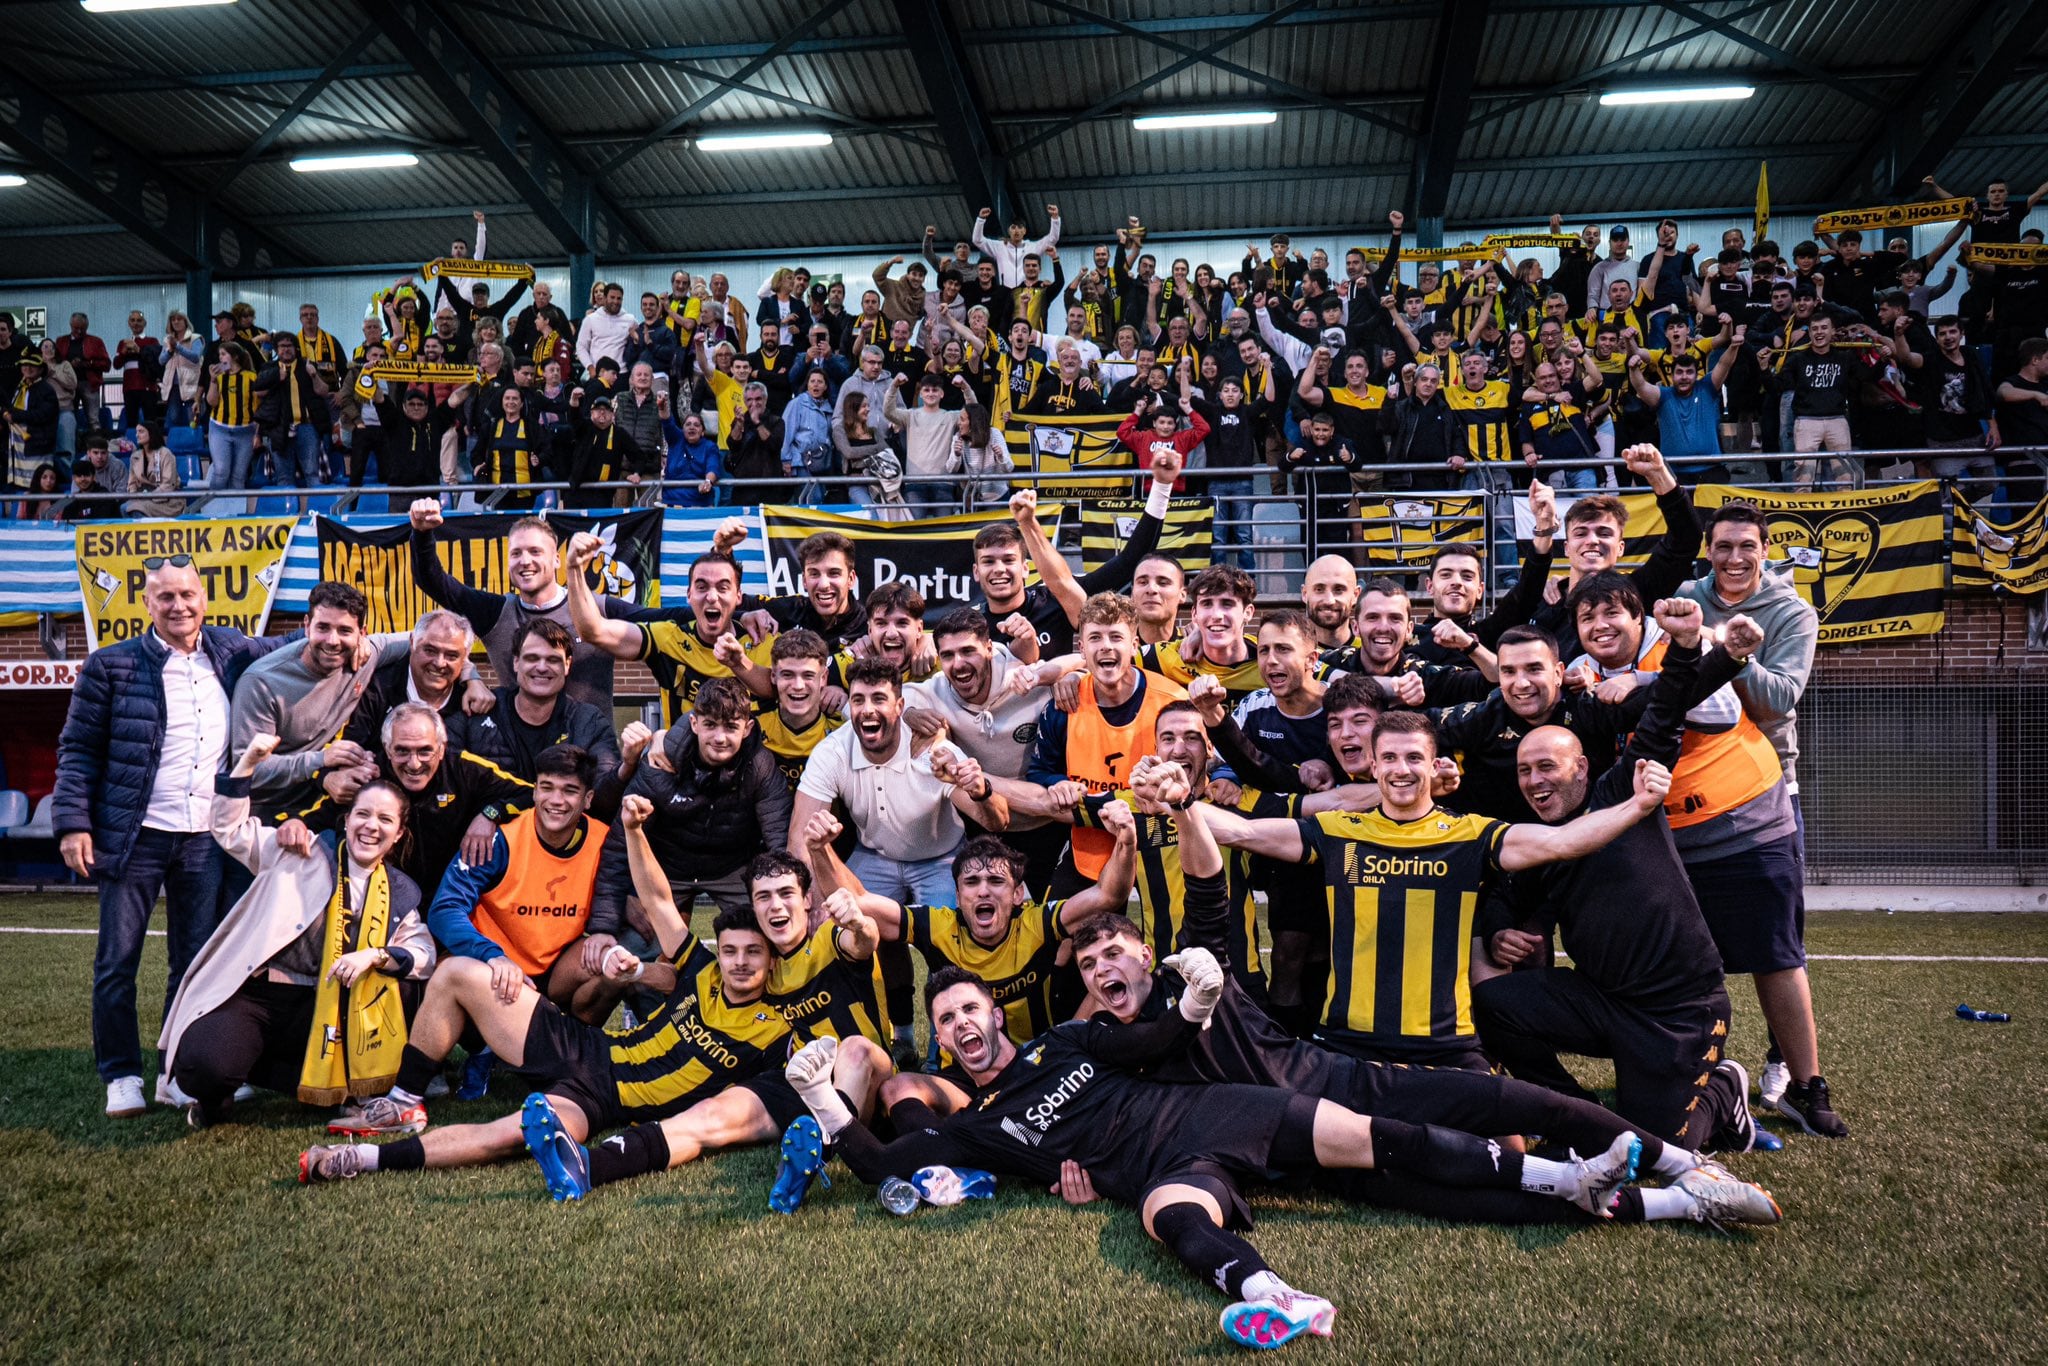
[1694, 481, 1945, 642]
[758, 504, 1057, 608]
[76, 518, 297, 649]
[317, 510, 663, 636]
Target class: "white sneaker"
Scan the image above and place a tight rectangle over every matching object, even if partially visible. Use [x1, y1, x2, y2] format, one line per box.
[155, 1075, 194, 1108]
[232, 1084, 257, 1104]
[1759, 1060, 1789, 1108]
[105, 1076, 147, 1119]
[1673, 1166, 1783, 1230]
[1566, 1131, 1642, 1217]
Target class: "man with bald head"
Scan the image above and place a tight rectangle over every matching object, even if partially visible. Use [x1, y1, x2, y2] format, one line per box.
[55, 558, 297, 1118]
[1299, 555, 1359, 651]
[1471, 598, 1760, 1151]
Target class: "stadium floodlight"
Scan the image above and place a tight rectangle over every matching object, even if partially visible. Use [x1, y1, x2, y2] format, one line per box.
[697, 132, 834, 152]
[81, 0, 235, 12]
[0, 175, 25, 188]
[1599, 85, 1755, 107]
[290, 152, 420, 173]
[1133, 110, 1279, 131]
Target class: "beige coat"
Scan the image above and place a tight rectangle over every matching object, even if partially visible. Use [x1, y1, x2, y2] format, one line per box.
[158, 789, 433, 1075]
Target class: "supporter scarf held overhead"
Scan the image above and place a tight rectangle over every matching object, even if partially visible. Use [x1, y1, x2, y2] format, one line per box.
[1812, 197, 1975, 233]
[1963, 242, 2048, 268]
[1480, 234, 1581, 251]
[421, 258, 536, 284]
[1355, 244, 1501, 263]
[298, 860, 406, 1106]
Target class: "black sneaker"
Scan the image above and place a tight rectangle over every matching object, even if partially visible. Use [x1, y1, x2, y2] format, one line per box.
[1774, 1074, 1848, 1138]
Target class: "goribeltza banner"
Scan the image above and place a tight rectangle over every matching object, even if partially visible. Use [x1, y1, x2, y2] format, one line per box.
[1072, 496, 1213, 575]
[1812, 197, 1974, 233]
[999, 411, 1136, 498]
[1950, 489, 2048, 595]
[316, 509, 662, 635]
[1694, 482, 1946, 643]
[76, 518, 296, 649]
[758, 504, 1058, 608]
[1357, 494, 1485, 569]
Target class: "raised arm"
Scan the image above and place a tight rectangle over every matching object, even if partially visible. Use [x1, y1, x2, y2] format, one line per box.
[1498, 759, 1668, 871]
[1194, 797, 1307, 863]
[562, 531, 647, 660]
[798, 807, 905, 936]
[1054, 801, 1137, 925]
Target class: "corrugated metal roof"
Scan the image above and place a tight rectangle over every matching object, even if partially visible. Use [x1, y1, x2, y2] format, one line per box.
[0, 0, 2040, 279]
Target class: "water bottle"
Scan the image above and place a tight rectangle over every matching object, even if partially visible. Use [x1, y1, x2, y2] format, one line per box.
[878, 1176, 921, 1215]
[1956, 1003, 2011, 1023]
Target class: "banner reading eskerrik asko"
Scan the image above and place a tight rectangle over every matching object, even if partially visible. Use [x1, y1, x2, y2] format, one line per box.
[759, 504, 1058, 608]
[76, 518, 297, 649]
[1694, 481, 1946, 642]
[317, 510, 663, 635]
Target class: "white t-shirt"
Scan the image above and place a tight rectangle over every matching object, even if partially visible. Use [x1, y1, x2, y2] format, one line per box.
[797, 724, 963, 863]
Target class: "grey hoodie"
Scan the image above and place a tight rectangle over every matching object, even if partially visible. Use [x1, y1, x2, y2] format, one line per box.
[1678, 563, 1818, 791]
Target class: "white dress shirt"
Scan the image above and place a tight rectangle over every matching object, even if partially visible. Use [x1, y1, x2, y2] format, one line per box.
[576, 307, 634, 371]
[144, 633, 230, 833]
[797, 724, 962, 863]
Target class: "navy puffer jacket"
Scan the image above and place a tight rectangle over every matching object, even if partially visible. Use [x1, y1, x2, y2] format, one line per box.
[54, 627, 294, 879]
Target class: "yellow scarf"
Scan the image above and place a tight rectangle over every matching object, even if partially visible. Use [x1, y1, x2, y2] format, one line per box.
[298, 859, 406, 1105]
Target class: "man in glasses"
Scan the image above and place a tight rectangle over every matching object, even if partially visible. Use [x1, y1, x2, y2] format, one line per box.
[53, 554, 298, 1119]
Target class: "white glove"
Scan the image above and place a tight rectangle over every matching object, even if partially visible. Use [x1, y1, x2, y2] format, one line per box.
[784, 1037, 852, 1136]
[1164, 948, 1225, 1029]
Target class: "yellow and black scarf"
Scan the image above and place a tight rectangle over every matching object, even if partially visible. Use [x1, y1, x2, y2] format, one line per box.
[298, 860, 405, 1105]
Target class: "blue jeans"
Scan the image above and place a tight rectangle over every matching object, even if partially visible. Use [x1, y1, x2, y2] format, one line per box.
[904, 480, 957, 517]
[281, 422, 324, 487]
[847, 842, 960, 908]
[56, 410, 77, 456]
[1555, 465, 1598, 490]
[1210, 476, 1255, 569]
[206, 421, 255, 490]
[1460, 466, 1523, 581]
[91, 827, 225, 1082]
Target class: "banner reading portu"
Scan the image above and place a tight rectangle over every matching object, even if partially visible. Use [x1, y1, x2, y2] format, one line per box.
[75, 518, 297, 649]
[758, 504, 1055, 608]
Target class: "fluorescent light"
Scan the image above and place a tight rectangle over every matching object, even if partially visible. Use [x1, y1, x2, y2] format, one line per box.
[696, 132, 833, 152]
[1600, 85, 1755, 107]
[290, 152, 420, 173]
[81, 0, 235, 13]
[1133, 110, 1279, 131]
[0, 175, 24, 189]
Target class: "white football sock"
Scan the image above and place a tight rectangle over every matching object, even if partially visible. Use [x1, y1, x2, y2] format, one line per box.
[1638, 1186, 1696, 1221]
[1649, 1143, 1698, 1180]
[792, 1076, 852, 1139]
[353, 1144, 381, 1170]
[1518, 1155, 1580, 1202]
[1239, 1271, 1289, 1302]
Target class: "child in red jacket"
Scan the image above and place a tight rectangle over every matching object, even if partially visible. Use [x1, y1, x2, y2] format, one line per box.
[1115, 394, 1208, 493]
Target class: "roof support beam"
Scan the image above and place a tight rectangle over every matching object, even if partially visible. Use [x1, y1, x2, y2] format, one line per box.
[353, 0, 646, 258]
[212, 23, 383, 197]
[1654, 0, 1888, 110]
[891, 0, 1016, 224]
[0, 69, 302, 273]
[1409, 0, 1491, 247]
[1832, 0, 2048, 201]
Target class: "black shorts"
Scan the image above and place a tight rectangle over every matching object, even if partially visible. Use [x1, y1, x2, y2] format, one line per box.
[1685, 833, 1806, 975]
[737, 1071, 810, 1131]
[1313, 1029, 1492, 1073]
[1259, 859, 1328, 937]
[519, 997, 626, 1132]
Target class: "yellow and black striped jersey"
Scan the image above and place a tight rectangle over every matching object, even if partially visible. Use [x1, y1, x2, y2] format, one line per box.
[210, 370, 257, 426]
[1640, 337, 1715, 385]
[753, 705, 843, 791]
[637, 620, 774, 723]
[762, 920, 889, 1047]
[903, 899, 1071, 1044]
[1443, 380, 1514, 461]
[603, 936, 791, 1120]
[1140, 636, 1265, 706]
[1294, 805, 1506, 1063]
[826, 647, 937, 693]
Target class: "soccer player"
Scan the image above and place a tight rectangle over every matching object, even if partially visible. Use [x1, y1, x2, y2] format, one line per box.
[1405, 479, 1558, 667]
[1129, 551, 1187, 647]
[296, 792, 791, 1179]
[808, 813, 1137, 1114]
[735, 528, 868, 648]
[513, 805, 895, 1202]
[1141, 565, 1265, 704]
[1068, 755, 1777, 1228]
[1317, 578, 1493, 708]
[1198, 710, 1675, 1071]
[779, 965, 1653, 1351]
[1298, 553, 1359, 651]
[466, 619, 642, 807]
[567, 535, 773, 720]
[750, 628, 843, 791]
[1228, 609, 1335, 777]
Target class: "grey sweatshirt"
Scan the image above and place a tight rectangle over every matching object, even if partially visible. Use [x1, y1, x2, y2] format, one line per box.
[1678, 564, 1818, 793]
[230, 634, 411, 815]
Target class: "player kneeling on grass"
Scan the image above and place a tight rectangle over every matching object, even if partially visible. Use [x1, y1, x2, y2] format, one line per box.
[517, 802, 895, 1203]
[162, 734, 433, 1129]
[778, 964, 1665, 1352]
[296, 792, 791, 1183]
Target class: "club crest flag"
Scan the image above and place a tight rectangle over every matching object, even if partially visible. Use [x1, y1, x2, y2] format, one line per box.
[1071, 496, 1213, 575]
[1358, 494, 1485, 568]
[999, 412, 1135, 498]
[1694, 482, 1945, 643]
[757, 504, 1056, 608]
[76, 518, 297, 650]
[316, 509, 662, 636]
[1950, 490, 2048, 594]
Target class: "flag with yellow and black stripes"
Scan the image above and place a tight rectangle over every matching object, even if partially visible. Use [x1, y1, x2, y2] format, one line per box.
[1950, 489, 2048, 595]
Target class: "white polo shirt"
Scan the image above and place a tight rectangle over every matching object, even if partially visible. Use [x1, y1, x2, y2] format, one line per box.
[798, 723, 961, 863]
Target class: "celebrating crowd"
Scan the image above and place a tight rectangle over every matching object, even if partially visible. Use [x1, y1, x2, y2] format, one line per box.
[7, 179, 2048, 544]
[57, 364, 1859, 1344]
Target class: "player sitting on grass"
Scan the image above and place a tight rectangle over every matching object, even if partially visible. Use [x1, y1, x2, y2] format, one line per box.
[295, 793, 792, 1183]
[777, 964, 1653, 1352]
[517, 802, 895, 1203]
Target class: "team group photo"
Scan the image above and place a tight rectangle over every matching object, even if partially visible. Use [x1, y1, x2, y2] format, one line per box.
[0, 0, 2043, 1359]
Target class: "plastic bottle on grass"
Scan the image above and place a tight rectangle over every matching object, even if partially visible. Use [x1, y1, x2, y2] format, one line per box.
[879, 1177, 921, 1215]
[1956, 1003, 2011, 1023]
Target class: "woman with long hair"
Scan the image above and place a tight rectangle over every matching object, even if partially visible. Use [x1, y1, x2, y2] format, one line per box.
[203, 341, 258, 503]
[833, 387, 886, 507]
[158, 310, 204, 430]
[123, 421, 186, 517]
[160, 733, 432, 1128]
[23, 461, 63, 520]
[954, 399, 1013, 511]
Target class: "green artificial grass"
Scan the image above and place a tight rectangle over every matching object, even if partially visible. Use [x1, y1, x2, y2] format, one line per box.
[2, 896, 2042, 1362]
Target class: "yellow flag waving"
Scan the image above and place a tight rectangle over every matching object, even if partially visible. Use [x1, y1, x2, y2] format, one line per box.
[1754, 162, 1770, 243]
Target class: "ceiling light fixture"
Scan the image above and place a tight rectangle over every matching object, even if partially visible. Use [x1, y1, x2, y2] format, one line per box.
[290, 152, 420, 173]
[696, 132, 834, 152]
[1599, 85, 1755, 107]
[0, 175, 26, 188]
[1133, 110, 1279, 130]
[81, 0, 236, 14]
